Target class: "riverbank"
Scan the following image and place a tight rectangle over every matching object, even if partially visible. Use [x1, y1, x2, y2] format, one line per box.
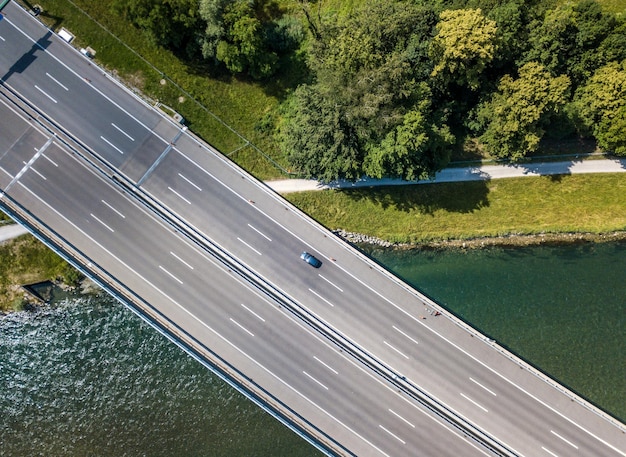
[0, 231, 84, 313]
[336, 229, 626, 250]
[286, 174, 626, 245]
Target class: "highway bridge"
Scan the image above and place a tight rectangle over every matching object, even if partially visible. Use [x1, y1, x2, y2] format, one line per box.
[1, 3, 625, 456]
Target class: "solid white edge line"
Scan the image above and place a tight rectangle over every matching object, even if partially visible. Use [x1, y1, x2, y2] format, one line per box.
[13, 7, 612, 450]
[303, 371, 329, 391]
[460, 393, 488, 413]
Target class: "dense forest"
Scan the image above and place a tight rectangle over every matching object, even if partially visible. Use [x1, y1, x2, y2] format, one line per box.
[114, 0, 626, 182]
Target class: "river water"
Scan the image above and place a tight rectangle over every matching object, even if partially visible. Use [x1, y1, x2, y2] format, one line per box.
[1, 242, 624, 456]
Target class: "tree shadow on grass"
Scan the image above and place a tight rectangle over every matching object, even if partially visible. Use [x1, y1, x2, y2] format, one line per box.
[340, 180, 491, 215]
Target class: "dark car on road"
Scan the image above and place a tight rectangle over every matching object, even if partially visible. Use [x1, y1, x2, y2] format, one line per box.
[300, 251, 322, 268]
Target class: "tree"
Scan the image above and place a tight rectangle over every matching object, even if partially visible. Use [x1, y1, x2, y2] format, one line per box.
[523, 1, 622, 84]
[486, 1, 527, 71]
[478, 62, 570, 160]
[364, 99, 454, 181]
[598, 105, 626, 155]
[279, 85, 363, 183]
[280, 0, 450, 181]
[198, 0, 290, 79]
[573, 61, 626, 155]
[430, 8, 498, 90]
[113, 0, 201, 57]
[216, 1, 278, 78]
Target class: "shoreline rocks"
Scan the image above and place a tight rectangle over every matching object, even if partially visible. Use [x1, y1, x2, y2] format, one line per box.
[332, 229, 626, 251]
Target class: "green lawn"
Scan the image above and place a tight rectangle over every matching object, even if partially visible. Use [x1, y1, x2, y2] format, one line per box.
[0, 234, 75, 311]
[286, 174, 626, 244]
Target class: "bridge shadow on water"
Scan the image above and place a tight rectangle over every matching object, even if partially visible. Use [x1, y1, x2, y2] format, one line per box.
[340, 179, 490, 214]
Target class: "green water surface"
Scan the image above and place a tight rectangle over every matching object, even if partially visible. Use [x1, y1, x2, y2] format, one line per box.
[367, 241, 626, 423]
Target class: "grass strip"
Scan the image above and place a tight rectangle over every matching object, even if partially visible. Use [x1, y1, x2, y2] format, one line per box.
[0, 234, 75, 311]
[286, 174, 626, 244]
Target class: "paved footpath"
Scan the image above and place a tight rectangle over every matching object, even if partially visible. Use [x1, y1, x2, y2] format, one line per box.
[0, 223, 29, 243]
[267, 157, 626, 193]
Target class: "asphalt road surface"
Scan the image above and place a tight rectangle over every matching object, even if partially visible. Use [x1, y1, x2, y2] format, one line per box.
[1, 4, 625, 456]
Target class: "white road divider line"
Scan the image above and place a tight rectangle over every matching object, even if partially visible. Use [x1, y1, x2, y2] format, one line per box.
[100, 136, 124, 155]
[470, 377, 497, 397]
[460, 393, 488, 413]
[28, 166, 46, 181]
[550, 430, 578, 449]
[170, 251, 194, 270]
[388, 409, 415, 428]
[237, 237, 262, 255]
[303, 371, 328, 390]
[178, 172, 202, 191]
[90, 213, 114, 233]
[542, 446, 559, 457]
[45, 72, 68, 91]
[379, 424, 406, 444]
[230, 318, 254, 337]
[34, 85, 57, 103]
[41, 153, 58, 167]
[101, 199, 126, 219]
[392, 325, 419, 346]
[247, 223, 272, 241]
[318, 274, 343, 292]
[167, 186, 191, 205]
[383, 340, 409, 359]
[240, 303, 265, 322]
[158, 265, 183, 285]
[111, 123, 135, 141]
[314, 356, 338, 375]
[308, 288, 335, 307]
